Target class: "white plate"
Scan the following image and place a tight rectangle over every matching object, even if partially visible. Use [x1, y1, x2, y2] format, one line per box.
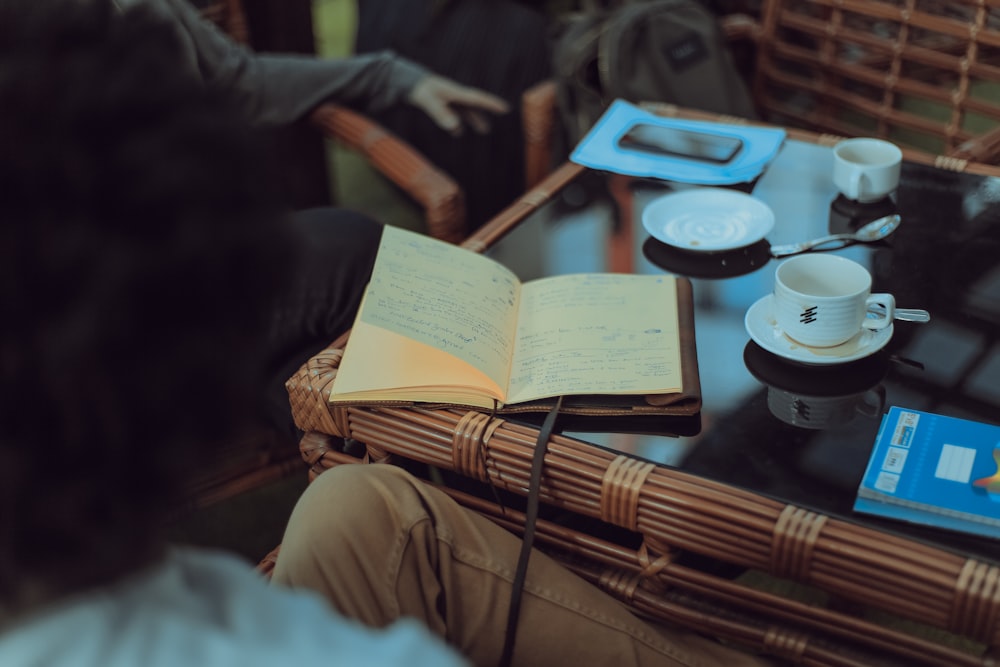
[744, 295, 893, 366]
[642, 188, 775, 252]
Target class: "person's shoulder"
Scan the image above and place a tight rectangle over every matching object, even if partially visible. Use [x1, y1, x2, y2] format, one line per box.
[0, 546, 466, 667]
[357, 617, 471, 667]
[171, 547, 470, 667]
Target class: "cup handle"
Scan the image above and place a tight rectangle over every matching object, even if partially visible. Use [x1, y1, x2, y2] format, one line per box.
[848, 171, 862, 200]
[855, 385, 887, 418]
[863, 293, 895, 330]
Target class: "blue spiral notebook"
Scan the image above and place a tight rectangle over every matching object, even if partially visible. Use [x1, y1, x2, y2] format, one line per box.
[854, 407, 1000, 539]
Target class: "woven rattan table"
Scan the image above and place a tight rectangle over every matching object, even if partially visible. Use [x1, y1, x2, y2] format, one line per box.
[284, 116, 1000, 666]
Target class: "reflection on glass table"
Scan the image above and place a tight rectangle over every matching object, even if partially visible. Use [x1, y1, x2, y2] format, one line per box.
[484, 138, 1000, 562]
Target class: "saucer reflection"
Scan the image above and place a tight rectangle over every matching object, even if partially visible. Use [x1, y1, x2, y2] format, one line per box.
[744, 341, 889, 430]
[642, 237, 770, 279]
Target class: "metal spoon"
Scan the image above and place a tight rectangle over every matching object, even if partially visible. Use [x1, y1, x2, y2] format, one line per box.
[894, 308, 931, 323]
[769, 214, 902, 258]
[867, 305, 930, 323]
[874, 307, 931, 323]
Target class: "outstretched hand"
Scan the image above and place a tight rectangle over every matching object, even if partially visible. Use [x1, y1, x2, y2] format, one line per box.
[407, 74, 510, 136]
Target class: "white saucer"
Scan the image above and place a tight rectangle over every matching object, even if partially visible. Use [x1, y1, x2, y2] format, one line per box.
[642, 188, 775, 252]
[744, 295, 893, 366]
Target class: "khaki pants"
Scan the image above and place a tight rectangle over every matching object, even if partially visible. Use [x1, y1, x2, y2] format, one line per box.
[273, 464, 771, 667]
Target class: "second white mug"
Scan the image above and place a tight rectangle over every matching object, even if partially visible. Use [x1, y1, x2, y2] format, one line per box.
[832, 138, 902, 203]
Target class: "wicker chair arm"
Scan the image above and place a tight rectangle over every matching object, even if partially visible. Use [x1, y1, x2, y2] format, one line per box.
[950, 125, 1000, 163]
[522, 79, 560, 190]
[308, 103, 467, 243]
[256, 545, 280, 578]
[719, 12, 762, 43]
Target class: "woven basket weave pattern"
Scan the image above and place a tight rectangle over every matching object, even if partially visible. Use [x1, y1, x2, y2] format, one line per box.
[754, 0, 1000, 158]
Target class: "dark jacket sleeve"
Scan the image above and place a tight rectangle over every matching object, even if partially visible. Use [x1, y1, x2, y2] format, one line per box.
[151, 0, 428, 125]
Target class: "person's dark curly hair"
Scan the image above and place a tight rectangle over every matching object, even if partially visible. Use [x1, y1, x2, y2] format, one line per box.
[0, 0, 296, 614]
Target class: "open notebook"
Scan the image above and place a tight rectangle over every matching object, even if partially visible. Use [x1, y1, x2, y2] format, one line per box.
[327, 226, 701, 417]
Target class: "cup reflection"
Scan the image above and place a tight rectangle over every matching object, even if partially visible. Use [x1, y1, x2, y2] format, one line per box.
[829, 194, 898, 235]
[744, 341, 889, 430]
[766, 385, 885, 430]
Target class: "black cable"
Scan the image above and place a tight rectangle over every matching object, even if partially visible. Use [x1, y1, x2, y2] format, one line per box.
[498, 395, 563, 667]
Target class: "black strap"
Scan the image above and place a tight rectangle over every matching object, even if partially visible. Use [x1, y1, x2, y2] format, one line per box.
[498, 395, 563, 667]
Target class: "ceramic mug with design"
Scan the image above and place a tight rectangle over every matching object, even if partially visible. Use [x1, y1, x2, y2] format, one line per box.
[773, 254, 895, 347]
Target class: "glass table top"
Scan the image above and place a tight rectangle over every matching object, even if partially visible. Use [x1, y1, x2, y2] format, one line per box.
[482, 139, 1000, 562]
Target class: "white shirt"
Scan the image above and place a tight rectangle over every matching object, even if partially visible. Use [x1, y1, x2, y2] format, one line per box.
[0, 548, 468, 667]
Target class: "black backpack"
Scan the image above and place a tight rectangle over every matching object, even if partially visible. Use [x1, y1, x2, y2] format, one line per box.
[552, 0, 755, 153]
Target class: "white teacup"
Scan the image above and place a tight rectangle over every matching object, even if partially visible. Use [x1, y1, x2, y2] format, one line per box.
[832, 138, 902, 202]
[773, 254, 895, 347]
